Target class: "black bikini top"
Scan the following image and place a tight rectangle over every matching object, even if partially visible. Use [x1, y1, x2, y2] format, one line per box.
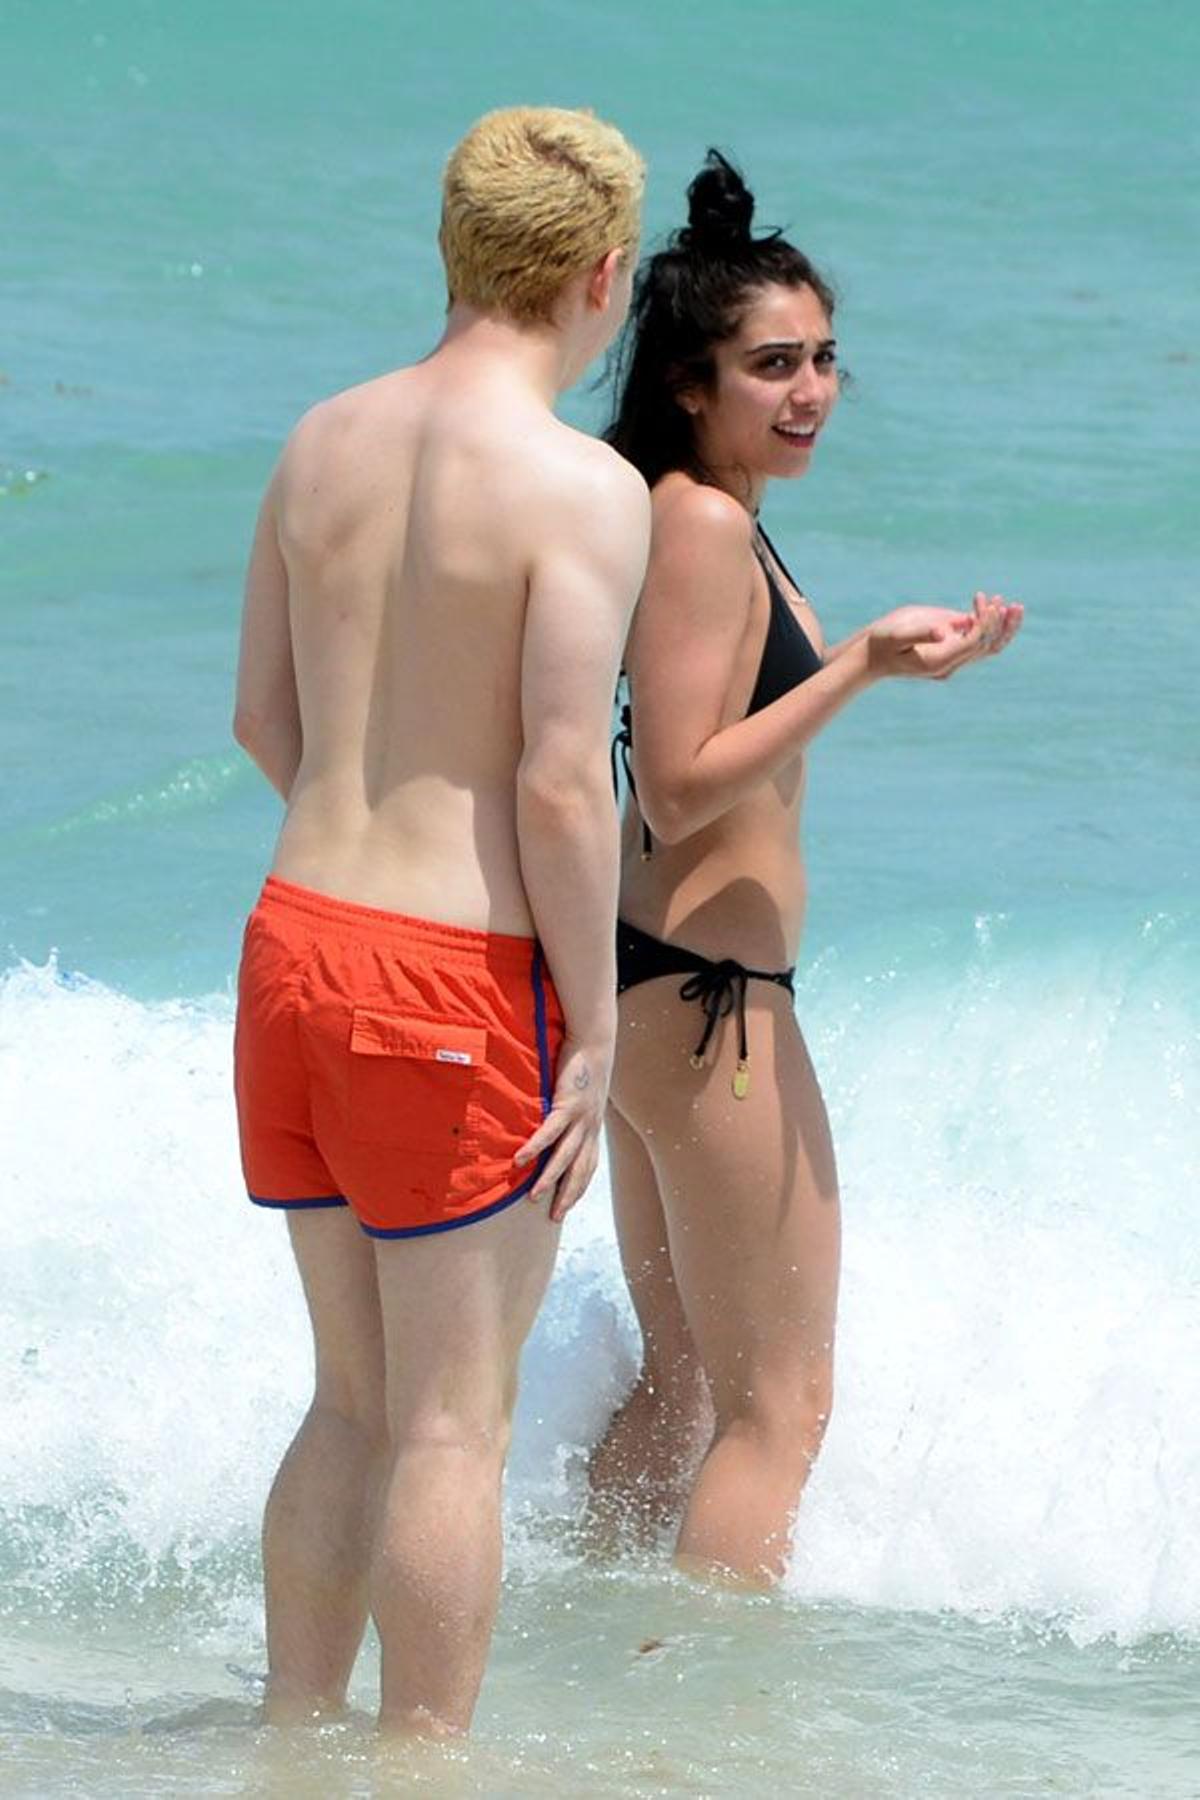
[744, 524, 823, 714]
[612, 523, 822, 854]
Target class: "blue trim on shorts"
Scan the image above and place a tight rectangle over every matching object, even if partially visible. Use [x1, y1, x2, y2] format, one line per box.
[530, 941, 553, 1117]
[360, 1165, 541, 1239]
[248, 1193, 348, 1210]
[530, 941, 555, 1191]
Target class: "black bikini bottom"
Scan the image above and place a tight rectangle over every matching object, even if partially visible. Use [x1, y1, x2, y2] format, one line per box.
[615, 917, 795, 1100]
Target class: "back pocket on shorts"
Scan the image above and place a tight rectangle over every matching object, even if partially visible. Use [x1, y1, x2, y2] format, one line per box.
[348, 1009, 488, 1151]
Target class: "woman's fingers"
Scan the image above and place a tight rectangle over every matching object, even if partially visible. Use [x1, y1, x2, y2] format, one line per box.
[996, 602, 1024, 650]
[958, 595, 1023, 669]
[920, 593, 1021, 677]
[977, 597, 1022, 655]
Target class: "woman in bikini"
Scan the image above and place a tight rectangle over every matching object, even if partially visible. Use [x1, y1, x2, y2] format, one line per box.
[588, 152, 1022, 1584]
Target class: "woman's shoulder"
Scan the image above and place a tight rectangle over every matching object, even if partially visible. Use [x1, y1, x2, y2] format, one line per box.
[639, 477, 757, 632]
[651, 474, 755, 555]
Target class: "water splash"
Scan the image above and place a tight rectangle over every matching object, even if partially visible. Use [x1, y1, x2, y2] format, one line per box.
[1, 915, 1196, 1648]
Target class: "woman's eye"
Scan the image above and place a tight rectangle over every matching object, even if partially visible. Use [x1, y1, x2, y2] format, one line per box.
[815, 350, 837, 368]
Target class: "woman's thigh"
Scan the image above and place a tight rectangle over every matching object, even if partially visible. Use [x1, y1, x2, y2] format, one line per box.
[604, 1103, 700, 1383]
[612, 979, 840, 1422]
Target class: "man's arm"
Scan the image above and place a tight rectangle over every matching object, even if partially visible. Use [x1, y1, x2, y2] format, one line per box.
[513, 453, 650, 1220]
[232, 478, 302, 799]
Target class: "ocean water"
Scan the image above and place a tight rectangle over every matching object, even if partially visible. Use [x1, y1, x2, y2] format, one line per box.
[3, 0, 1198, 1793]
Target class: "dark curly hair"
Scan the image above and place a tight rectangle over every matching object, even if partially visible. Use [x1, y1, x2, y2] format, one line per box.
[605, 150, 835, 488]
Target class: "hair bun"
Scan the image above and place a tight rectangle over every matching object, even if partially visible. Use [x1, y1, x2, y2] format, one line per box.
[681, 149, 755, 252]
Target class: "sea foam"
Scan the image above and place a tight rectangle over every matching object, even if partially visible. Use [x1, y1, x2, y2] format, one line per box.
[1, 914, 1196, 1645]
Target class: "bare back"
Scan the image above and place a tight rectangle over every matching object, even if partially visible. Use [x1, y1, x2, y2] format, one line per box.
[264, 359, 620, 934]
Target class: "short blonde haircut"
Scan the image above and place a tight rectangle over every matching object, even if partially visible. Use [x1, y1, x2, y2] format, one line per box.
[440, 106, 645, 325]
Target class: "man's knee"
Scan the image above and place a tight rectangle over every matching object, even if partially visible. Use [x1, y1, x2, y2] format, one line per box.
[306, 1391, 390, 1460]
[388, 1405, 514, 1469]
[309, 1331, 386, 1433]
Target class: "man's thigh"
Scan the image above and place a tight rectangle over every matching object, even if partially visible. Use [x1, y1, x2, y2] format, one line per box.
[286, 1207, 386, 1427]
[373, 1200, 560, 1434]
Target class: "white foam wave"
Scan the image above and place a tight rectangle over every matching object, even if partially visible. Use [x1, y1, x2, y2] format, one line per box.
[0, 918, 1196, 1645]
[784, 913, 1200, 1642]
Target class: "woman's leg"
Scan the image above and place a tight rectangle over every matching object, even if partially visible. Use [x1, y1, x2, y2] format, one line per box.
[586, 1104, 713, 1544]
[614, 980, 841, 1586]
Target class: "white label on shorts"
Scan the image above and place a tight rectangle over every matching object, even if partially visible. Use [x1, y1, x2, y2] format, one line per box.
[436, 1048, 473, 1065]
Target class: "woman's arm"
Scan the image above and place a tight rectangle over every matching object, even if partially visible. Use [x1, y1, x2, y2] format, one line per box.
[232, 480, 303, 800]
[628, 486, 1014, 844]
[822, 621, 871, 662]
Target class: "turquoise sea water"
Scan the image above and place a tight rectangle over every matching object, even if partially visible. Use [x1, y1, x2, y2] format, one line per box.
[3, 1, 1198, 1792]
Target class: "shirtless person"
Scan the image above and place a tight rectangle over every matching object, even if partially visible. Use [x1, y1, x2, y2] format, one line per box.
[231, 107, 647, 1735]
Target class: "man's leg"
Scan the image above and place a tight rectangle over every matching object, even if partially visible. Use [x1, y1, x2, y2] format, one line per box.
[262, 1207, 387, 1722]
[370, 1200, 560, 1735]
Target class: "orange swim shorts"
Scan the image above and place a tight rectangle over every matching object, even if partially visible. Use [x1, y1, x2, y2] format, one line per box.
[234, 876, 564, 1238]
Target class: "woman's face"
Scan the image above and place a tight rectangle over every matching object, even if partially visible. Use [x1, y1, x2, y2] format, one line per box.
[685, 281, 839, 493]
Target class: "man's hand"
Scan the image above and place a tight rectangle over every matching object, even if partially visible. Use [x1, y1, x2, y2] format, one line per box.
[513, 1038, 611, 1224]
[868, 594, 1023, 681]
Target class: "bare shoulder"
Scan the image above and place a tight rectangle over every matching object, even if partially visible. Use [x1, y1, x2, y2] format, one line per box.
[637, 479, 756, 639]
[272, 373, 414, 535]
[541, 422, 650, 526]
[277, 374, 395, 475]
[516, 426, 650, 588]
[652, 476, 754, 559]
[271, 394, 346, 507]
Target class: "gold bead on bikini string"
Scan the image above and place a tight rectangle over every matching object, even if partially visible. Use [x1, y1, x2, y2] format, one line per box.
[688, 1051, 751, 1096]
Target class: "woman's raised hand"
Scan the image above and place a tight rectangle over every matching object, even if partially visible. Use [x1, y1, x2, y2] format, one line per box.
[867, 594, 1023, 680]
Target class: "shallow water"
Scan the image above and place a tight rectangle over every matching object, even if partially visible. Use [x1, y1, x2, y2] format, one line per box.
[5, 1574, 1200, 1798]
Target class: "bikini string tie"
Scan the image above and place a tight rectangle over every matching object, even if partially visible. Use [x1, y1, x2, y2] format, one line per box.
[679, 961, 752, 1098]
[611, 702, 652, 859]
[610, 702, 634, 797]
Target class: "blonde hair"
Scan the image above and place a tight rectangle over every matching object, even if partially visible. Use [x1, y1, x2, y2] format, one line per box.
[440, 106, 645, 325]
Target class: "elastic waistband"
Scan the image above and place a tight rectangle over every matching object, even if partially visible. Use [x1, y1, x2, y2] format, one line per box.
[255, 875, 541, 972]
